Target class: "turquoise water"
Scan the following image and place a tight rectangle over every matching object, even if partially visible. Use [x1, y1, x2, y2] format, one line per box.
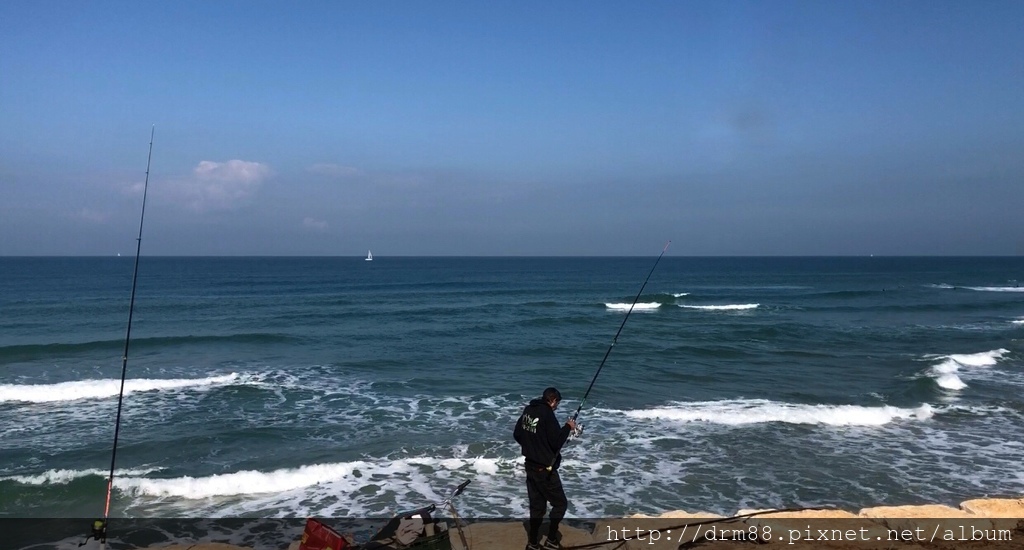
[1, 256, 1023, 519]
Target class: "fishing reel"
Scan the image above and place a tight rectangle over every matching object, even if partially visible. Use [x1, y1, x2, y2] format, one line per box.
[570, 422, 585, 439]
[79, 519, 106, 546]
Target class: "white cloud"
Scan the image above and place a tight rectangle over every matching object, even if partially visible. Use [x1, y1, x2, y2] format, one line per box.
[303, 217, 328, 231]
[195, 160, 272, 183]
[168, 160, 272, 212]
[307, 163, 362, 178]
[75, 208, 108, 223]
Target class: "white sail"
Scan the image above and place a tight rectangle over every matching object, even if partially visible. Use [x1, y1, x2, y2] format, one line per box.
[365, 250, 373, 261]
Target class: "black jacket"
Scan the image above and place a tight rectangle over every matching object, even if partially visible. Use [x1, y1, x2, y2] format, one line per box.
[513, 398, 571, 470]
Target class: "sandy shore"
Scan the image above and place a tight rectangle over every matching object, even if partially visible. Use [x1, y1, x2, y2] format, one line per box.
[137, 497, 1023, 550]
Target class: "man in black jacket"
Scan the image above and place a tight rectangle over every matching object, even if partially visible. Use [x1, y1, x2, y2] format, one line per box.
[513, 387, 577, 550]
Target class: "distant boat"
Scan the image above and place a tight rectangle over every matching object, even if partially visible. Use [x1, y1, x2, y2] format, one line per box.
[365, 250, 373, 261]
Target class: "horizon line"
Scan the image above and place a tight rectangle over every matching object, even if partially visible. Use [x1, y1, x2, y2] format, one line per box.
[2, 254, 1022, 259]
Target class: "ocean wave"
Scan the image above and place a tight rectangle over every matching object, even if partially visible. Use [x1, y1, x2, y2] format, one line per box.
[678, 304, 759, 311]
[925, 349, 1010, 392]
[0, 333, 298, 363]
[122, 462, 375, 498]
[48, 458, 505, 499]
[0, 373, 245, 403]
[604, 302, 661, 311]
[618, 399, 933, 426]
[3, 462, 373, 498]
[927, 283, 1024, 293]
[933, 373, 967, 391]
[945, 349, 1009, 367]
[1, 466, 164, 485]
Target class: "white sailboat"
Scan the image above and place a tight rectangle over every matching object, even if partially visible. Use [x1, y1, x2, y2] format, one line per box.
[365, 250, 373, 261]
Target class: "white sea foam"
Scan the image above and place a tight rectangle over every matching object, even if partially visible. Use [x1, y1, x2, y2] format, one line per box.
[619, 399, 933, 426]
[935, 373, 968, 391]
[672, 292, 690, 297]
[946, 349, 1008, 367]
[678, 303, 759, 311]
[926, 349, 1009, 392]
[0, 373, 243, 403]
[184, 454, 564, 517]
[1014, 319, 1024, 325]
[114, 457, 508, 500]
[9, 403, 1016, 519]
[119, 461, 375, 498]
[604, 302, 661, 310]
[928, 284, 1024, 292]
[0, 456, 511, 508]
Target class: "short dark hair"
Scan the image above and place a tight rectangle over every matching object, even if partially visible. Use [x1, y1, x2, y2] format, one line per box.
[542, 387, 561, 402]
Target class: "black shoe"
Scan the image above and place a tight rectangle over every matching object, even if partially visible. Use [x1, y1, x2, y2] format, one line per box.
[525, 543, 542, 550]
[540, 537, 560, 550]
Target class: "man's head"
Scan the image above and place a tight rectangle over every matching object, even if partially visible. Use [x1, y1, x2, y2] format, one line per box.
[542, 387, 562, 409]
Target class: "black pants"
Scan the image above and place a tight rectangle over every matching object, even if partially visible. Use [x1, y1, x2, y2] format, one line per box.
[525, 467, 567, 544]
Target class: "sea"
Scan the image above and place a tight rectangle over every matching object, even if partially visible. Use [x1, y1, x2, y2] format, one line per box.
[2, 256, 1023, 529]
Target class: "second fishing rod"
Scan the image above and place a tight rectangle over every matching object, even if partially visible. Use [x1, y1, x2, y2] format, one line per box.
[567, 240, 671, 439]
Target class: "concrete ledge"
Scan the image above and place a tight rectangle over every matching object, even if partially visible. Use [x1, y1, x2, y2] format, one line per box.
[138, 496, 1024, 550]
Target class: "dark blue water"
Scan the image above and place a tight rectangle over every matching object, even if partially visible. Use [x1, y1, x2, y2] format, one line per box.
[1, 256, 1023, 519]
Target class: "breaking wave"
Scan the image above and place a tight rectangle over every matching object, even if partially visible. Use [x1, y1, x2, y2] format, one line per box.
[678, 304, 759, 311]
[4, 459, 505, 500]
[1, 467, 164, 485]
[925, 349, 1010, 391]
[604, 302, 661, 311]
[0, 373, 245, 403]
[618, 399, 933, 426]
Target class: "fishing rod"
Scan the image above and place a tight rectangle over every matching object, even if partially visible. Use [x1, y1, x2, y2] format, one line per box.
[569, 240, 671, 436]
[83, 127, 155, 549]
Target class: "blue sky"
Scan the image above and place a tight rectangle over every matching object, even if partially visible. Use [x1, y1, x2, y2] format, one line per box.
[1, 1, 1022, 256]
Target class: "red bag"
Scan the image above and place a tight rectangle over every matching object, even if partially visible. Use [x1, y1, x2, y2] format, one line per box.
[298, 518, 351, 550]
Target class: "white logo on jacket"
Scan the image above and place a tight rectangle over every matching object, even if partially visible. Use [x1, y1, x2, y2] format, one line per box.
[521, 413, 539, 433]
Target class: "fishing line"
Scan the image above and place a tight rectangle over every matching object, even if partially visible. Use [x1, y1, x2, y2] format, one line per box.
[85, 127, 154, 548]
[569, 240, 671, 432]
